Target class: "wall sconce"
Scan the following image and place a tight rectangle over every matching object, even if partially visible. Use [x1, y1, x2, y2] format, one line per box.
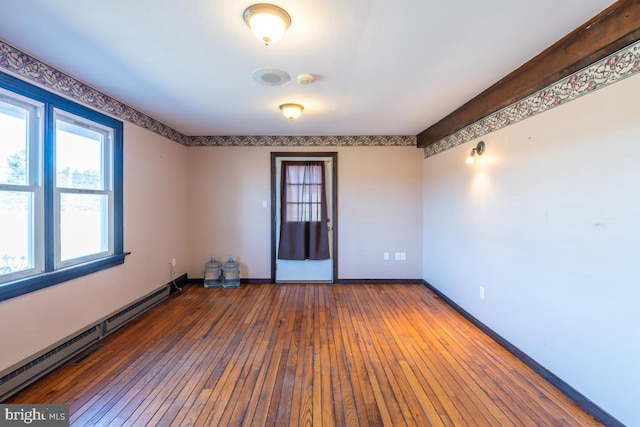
[280, 103, 304, 120]
[243, 3, 291, 46]
[465, 141, 485, 164]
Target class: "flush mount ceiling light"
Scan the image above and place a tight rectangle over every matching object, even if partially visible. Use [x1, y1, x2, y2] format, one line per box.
[280, 103, 304, 120]
[465, 141, 485, 164]
[243, 3, 291, 46]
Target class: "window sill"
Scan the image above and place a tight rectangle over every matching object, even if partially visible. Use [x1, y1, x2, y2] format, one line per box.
[0, 252, 131, 302]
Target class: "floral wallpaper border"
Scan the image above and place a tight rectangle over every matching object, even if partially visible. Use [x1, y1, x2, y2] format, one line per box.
[423, 40, 640, 158]
[186, 134, 415, 147]
[0, 40, 414, 148]
[2, 38, 638, 152]
[0, 41, 187, 145]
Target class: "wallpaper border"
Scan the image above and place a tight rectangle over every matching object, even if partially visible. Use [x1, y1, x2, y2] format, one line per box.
[423, 40, 640, 158]
[186, 135, 415, 147]
[0, 41, 187, 145]
[2, 38, 638, 152]
[0, 40, 414, 148]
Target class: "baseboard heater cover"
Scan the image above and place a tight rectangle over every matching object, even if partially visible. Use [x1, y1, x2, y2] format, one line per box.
[0, 326, 101, 401]
[0, 282, 173, 402]
[104, 286, 170, 334]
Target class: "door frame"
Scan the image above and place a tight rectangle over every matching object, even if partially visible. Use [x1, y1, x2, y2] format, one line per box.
[271, 152, 338, 283]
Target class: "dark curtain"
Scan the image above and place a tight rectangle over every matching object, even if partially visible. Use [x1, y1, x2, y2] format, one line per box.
[278, 161, 330, 260]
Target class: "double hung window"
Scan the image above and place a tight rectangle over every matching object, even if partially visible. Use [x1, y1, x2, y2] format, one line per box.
[0, 92, 43, 282]
[0, 72, 124, 301]
[55, 112, 113, 266]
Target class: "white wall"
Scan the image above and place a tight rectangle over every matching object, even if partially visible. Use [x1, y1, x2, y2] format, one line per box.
[0, 122, 189, 372]
[422, 73, 640, 426]
[187, 145, 423, 280]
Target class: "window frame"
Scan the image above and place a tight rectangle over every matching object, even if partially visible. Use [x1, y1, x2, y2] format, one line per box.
[53, 110, 115, 268]
[0, 90, 44, 283]
[0, 71, 126, 302]
[282, 162, 325, 223]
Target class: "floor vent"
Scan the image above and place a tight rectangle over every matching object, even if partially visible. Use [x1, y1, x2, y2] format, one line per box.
[103, 286, 170, 335]
[0, 325, 100, 401]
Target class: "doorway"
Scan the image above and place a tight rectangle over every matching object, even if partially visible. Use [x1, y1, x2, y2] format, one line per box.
[271, 152, 337, 283]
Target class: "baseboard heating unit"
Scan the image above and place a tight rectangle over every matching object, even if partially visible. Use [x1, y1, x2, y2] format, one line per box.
[0, 325, 101, 402]
[0, 281, 175, 402]
[103, 286, 170, 335]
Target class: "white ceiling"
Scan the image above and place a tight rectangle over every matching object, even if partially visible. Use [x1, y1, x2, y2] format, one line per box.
[0, 0, 615, 137]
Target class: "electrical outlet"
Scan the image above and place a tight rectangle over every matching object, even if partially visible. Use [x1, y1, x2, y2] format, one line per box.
[171, 258, 176, 267]
[479, 286, 485, 300]
[384, 252, 389, 260]
[395, 252, 406, 261]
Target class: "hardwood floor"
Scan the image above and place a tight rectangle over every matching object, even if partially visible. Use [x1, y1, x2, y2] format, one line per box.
[7, 284, 601, 426]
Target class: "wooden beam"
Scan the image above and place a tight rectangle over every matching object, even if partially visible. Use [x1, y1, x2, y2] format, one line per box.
[417, 0, 640, 148]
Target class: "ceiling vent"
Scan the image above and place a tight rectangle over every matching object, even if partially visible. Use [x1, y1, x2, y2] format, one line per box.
[253, 68, 291, 86]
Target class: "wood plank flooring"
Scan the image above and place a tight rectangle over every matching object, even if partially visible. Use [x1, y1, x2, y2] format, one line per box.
[7, 284, 602, 426]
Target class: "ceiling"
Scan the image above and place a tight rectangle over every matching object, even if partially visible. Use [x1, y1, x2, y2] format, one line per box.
[0, 0, 616, 138]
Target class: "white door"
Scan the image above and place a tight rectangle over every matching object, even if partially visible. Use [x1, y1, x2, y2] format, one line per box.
[273, 154, 335, 283]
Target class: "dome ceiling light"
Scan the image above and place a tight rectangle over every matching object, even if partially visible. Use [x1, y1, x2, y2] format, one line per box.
[280, 103, 304, 120]
[243, 4, 291, 46]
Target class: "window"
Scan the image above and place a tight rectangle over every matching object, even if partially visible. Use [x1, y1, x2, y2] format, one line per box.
[283, 162, 324, 222]
[0, 71, 125, 301]
[55, 112, 113, 266]
[0, 93, 43, 281]
[277, 161, 330, 260]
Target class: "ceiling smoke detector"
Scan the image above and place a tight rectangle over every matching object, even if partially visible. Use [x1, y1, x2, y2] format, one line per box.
[252, 68, 291, 86]
[296, 73, 315, 85]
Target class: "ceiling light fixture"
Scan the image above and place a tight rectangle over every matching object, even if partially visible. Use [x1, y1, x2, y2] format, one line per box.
[280, 103, 304, 120]
[465, 141, 485, 164]
[243, 4, 291, 46]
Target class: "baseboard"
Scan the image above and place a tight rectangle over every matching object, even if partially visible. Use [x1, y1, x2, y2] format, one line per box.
[422, 280, 622, 427]
[187, 278, 271, 286]
[190, 278, 423, 285]
[337, 278, 423, 284]
[168, 273, 189, 293]
[241, 278, 273, 284]
[0, 275, 184, 402]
